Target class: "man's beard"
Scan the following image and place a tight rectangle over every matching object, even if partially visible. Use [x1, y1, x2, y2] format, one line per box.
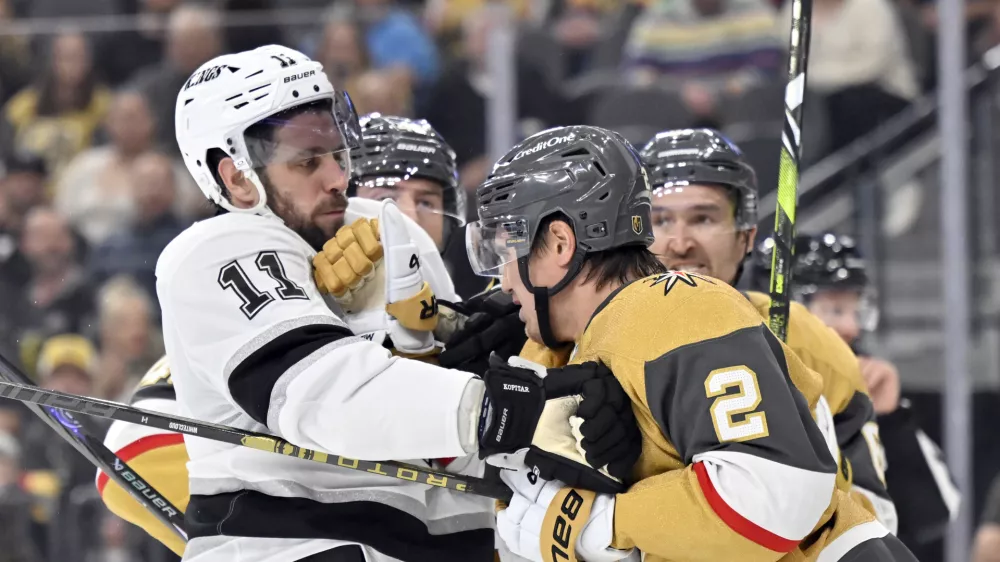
[264, 181, 347, 251]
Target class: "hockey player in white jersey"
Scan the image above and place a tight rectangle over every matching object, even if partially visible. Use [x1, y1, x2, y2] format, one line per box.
[160, 45, 640, 562]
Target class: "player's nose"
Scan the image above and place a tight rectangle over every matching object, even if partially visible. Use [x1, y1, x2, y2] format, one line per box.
[664, 227, 696, 256]
[319, 154, 349, 194]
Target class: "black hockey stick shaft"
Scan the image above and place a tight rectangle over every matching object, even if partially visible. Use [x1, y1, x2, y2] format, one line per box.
[0, 377, 514, 503]
[0, 352, 187, 541]
[768, 0, 814, 342]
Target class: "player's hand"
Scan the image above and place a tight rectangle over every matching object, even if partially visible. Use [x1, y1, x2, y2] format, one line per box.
[478, 356, 640, 494]
[313, 217, 382, 298]
[490, 453, 638, 562]
[859, 356, 901, 414]
[527, 361, 641, 493]
[438, 287, 528, 375]
[314, 200, 438, 355]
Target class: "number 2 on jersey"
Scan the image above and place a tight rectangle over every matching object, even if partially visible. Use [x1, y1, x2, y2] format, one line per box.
[219, 251, 308, 319]
[705, 366, 770, 443]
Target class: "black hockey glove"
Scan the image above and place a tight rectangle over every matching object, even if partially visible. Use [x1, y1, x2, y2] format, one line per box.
[438, 288, 528, 375]
[477, 355, 545, 459]
[478, 356, 641, 494]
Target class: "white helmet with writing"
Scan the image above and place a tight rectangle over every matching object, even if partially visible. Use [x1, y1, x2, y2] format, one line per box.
[174, 44, 361, 214]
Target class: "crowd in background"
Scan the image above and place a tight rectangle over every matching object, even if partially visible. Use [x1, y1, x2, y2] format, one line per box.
[0, 0, 995, 560]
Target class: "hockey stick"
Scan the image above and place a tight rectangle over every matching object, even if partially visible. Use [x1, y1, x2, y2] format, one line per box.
[768, 0, 814, 342]
[0, 376, 515, 503]
[0, 352, 187, 541]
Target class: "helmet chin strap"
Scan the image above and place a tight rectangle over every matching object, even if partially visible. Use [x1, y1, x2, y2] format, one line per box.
[216, 166, 281, 222]
[517, 249, 587, 349]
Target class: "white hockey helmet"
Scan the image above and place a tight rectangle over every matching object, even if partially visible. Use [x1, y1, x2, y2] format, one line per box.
[175, 44, 361, 214]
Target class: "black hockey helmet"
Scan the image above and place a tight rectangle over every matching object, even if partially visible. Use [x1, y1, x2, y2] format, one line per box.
[640, 128, 758, 230]
[752, 232, 878, 332]
[753, 233, 870, 295]
[349, 113, 465, 223]
[467, 125, 653, 347]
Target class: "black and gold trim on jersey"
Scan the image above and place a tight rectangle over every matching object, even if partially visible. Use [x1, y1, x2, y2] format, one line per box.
[646, 323, 835, 473]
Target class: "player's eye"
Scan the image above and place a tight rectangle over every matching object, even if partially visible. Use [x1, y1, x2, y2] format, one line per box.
[333, 149, 350, 171]
[416, 198, 438, 211]
[652, 214, 672, 228]
[295, 156, 320, 172]
[692, 214, 715, 225]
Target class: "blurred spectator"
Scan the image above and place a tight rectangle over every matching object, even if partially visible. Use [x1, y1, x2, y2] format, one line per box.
[778, 0, 918, 151]
[622, 0, 783, 117]
[97, 0, 183, 86]
[18, 334, 104, 562]
[54, 89, 154, 246]
[95, 276, 162, 401]
[0, 31, 111, 183]
[89, 151, 186, 302]
[0, 152, 46, 291]
[9, 207, 97, 372]
[0, 432, 40, 562]
[974, 474, 1000, 562]
[0, 405, 17, 436]
[352, 71, 414, 117]
[423, 0, 538, 57]
[548, 0, 619, 78]
[11, 0, 114, 19]
[0, 0, 30, 107]
[221, 0, 285, 54]
[130, 3, 223, 154]
[351, 0, 441, 92]
[34, 333, 96, 396]
[318, 14, 371, 93]
[423, 6, 577, 190]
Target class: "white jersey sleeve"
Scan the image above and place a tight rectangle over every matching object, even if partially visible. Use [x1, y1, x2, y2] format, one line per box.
[155, 213, 476, 461]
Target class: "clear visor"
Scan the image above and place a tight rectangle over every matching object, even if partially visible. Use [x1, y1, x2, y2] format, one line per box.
[244, 92, 361, 178]
[466, 215, 532, 278]
[651, 186, 744, 246]
[354, 175, 467, 226]
[803, 286, 880, 334]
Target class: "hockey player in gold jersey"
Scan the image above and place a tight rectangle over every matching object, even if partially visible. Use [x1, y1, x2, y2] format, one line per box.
[465, 125, 917, 561]
[97, 356, 188, 556]
[637, 128, 899, 532]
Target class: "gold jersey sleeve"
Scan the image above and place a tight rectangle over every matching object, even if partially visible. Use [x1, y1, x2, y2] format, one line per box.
[744, 292, 868, 414]
[98, 356, 189, 556]
[572, 272, 845, 561]
[745, 291, 892, 520]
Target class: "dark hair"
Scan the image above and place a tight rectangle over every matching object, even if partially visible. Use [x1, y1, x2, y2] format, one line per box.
[531, 214, 666, 290]
[35, 31, 98, 117]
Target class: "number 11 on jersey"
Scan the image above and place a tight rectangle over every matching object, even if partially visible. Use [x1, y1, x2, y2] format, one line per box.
[218, 251, 308, 319]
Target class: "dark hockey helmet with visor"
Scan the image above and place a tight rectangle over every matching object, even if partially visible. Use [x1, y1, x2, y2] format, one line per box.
[754, 233, 878, 332]
[467, 125, 654, 348]
[640, 128, 758, 230]
[348, 113, 465, 225]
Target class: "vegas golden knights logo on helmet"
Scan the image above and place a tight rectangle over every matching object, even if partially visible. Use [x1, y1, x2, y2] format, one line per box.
[632, 215, 642, 236]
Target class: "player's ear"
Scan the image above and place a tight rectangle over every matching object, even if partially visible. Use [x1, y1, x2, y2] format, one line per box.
[218, 157, 259, 208]
[548, 220, 576, 268]
[743, 226, 758, 256]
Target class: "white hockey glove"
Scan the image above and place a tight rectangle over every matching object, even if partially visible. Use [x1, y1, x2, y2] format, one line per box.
[313, 200, 438, 355]
[490, 451, 638, 562]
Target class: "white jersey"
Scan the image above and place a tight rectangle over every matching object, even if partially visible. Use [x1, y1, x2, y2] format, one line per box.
[155, 198, 494, 562]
